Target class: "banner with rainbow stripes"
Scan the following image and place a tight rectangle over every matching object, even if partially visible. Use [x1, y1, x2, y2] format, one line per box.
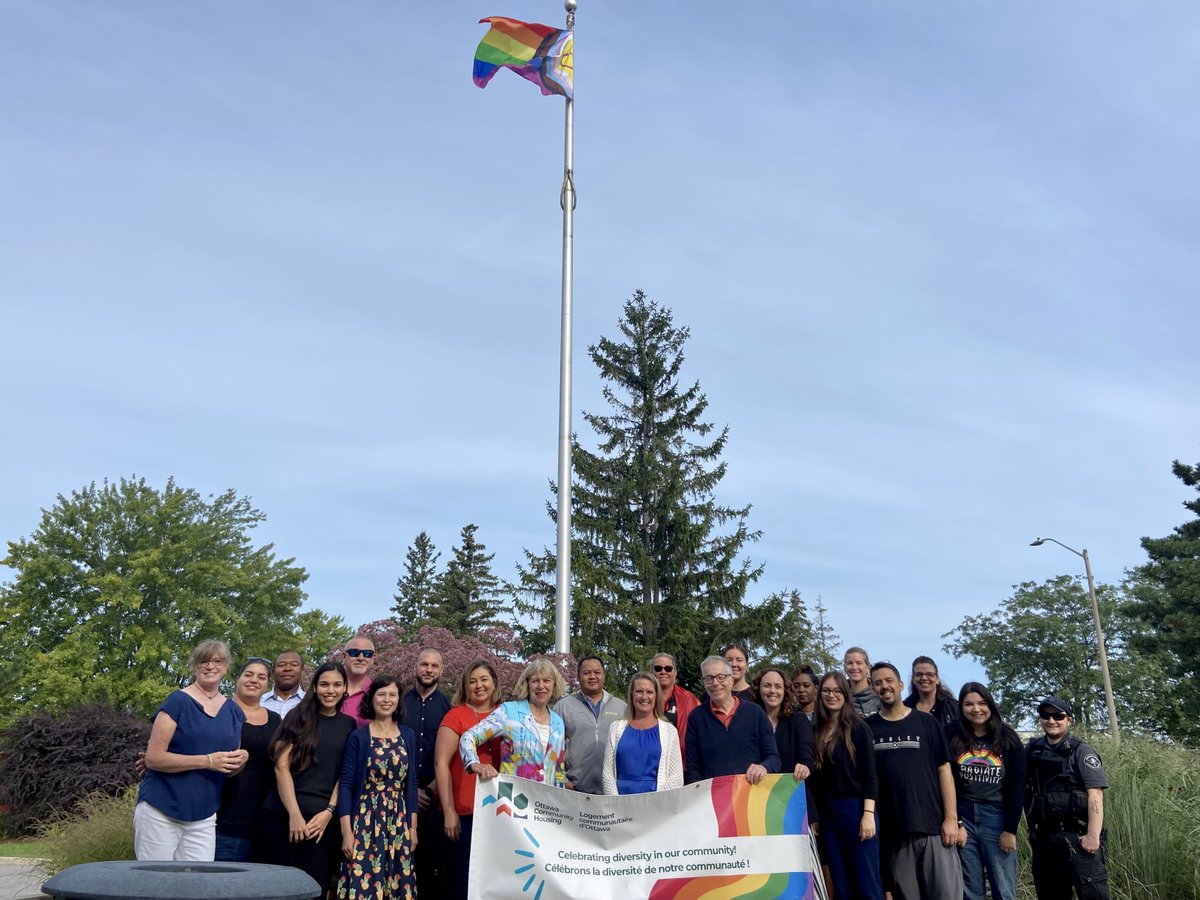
[470, 774, 826, 900]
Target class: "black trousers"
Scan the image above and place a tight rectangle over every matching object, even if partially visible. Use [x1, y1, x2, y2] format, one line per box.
[1031, 830, 1111, 900]
[415, 802, 447, 900]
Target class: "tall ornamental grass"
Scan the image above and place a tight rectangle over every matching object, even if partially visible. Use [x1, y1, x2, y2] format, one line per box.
[38, 787, 136, 875]
[1017, 733, 1199, 900]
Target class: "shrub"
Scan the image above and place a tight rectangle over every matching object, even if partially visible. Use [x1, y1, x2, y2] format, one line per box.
[0, 703, 148, 836]
[39, 787, 136, 874]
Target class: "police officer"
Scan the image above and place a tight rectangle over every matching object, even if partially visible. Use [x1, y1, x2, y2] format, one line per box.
[1024, 696, 1110, 900]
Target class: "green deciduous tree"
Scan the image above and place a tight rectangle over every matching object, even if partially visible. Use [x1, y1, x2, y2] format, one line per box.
[1126, 457, 1200, 743]
[515, 291, 775, 684]
[943, 575, 1160, 733]
[0, 477, 307, 722]
[290, 607, 354, 665]
[391, 531, 441, 629]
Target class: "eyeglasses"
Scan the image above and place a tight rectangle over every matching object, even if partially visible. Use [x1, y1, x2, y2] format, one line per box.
[820, 688, 844, 696]
[244, 657, 272, 668]
[702, 673, 730, 684]
[912, 672, 937, 680]
[198, 658, 228, 668]
[1039, 711, 1068, 721]
[346, 648, 375, 659]
[653, 665, 674, 673]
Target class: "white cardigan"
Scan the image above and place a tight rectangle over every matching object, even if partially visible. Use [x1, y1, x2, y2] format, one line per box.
[601, 719, 684, 795]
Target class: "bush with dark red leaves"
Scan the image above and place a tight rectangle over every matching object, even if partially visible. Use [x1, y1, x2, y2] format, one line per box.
[0, 703, 149, 836]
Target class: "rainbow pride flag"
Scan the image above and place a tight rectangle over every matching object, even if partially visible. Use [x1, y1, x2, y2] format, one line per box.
[473, 16, 573, 99]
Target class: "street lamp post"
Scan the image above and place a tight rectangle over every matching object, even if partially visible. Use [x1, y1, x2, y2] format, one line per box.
[1030, 537, 1121, 746]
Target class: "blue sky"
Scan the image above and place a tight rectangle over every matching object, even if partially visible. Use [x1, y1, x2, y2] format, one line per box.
[3, 2, 1197, 693]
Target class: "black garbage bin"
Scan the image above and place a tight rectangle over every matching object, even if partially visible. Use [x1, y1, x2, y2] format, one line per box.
[42, 860, 321, 900]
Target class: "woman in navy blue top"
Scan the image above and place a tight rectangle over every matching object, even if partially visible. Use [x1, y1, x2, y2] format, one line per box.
[135, 640, 248, 861]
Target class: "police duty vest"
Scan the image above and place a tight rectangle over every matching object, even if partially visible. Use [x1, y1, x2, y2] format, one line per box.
[1025, 735, 1090, 836]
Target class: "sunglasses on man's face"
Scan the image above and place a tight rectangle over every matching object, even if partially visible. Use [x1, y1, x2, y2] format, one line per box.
[1039, 711, 1067, 721]
[653, 665, 674, 673]
[346, 648, 375, 659]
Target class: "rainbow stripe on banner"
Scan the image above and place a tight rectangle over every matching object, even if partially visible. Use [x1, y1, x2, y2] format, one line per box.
[649, 778, 818, 900]
[473, 16, 573, 99]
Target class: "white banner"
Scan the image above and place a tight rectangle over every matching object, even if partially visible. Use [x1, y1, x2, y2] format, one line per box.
[469, 774, 825, 900]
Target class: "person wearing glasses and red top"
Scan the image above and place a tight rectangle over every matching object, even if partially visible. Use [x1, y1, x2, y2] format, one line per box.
[1024, 696, 1111, 900]
[651, 652, 699, 753]
[342, 636, 376, 728]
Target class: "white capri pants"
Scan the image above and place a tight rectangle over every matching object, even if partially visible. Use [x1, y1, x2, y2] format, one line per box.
[133, 801, 217, 861]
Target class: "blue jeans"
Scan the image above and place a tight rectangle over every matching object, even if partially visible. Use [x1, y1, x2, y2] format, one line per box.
[959, 800, 1017, 900]
[213, 831, 252, 862]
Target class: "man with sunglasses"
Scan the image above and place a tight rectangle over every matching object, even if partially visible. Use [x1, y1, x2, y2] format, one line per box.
[1024, 696, 1110, 900]
[652, 652, 699, 753]
[342, 636, 376, 727]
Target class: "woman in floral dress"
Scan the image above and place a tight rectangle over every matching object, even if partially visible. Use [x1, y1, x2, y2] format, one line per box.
[336, 676, 418, 900]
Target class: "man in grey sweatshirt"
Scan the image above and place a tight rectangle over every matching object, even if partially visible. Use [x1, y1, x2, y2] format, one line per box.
[554, 655, 627, 793]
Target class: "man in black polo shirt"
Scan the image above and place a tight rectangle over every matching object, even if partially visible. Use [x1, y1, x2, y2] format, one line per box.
[867, 661, 963, 900]
[403, 647, 452, 900]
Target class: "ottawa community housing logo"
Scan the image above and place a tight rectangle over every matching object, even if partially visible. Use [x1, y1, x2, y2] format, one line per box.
[482, 781, 530, 818]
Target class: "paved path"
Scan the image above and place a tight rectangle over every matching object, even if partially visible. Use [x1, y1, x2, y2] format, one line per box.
[0, 859, 49, 900]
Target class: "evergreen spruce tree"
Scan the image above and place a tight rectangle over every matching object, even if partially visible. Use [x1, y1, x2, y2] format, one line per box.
[391, 531, 441, 630]
[750, 589, 820, 668]
[1126, 457, 1200, 742]
[435, 524, 506, 635]
[515, 291, 768, 683]
[810, 595, 842, 674]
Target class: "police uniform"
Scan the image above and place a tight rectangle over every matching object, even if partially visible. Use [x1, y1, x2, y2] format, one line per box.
[1024, 732, 1110, 899]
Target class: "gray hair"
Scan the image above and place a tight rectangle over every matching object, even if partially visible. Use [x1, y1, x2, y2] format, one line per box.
[652, 651, 677, 666]
[700, 655, 732, 677]
[189, 639, 231, 670]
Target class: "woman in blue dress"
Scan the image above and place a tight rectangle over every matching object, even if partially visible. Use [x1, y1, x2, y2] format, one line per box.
[601, 673, 683, 795]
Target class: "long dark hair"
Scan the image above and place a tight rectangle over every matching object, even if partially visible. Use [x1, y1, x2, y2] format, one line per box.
[815, 671, 859, 768]
[269, 661, 347, 774]
[903, 655, 956, 707]
[950, 681, 1021, 756]
[752, 667, 797, 720]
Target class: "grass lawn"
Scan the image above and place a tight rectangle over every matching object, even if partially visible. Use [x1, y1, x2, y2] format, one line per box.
[0, 840, 52, 859]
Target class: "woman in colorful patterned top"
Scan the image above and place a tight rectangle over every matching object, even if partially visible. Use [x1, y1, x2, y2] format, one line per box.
[459, 659, 567, 787]
[950, 682, 1026, 900]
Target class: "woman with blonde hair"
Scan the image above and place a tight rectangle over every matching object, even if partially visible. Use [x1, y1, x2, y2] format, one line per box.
[460, 659, 568, 787]
[601, 673, 683, 794]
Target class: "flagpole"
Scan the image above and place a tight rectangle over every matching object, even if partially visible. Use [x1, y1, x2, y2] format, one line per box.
[554, 0, 577, 655]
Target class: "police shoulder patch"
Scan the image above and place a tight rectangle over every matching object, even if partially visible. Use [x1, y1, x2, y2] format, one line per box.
[1083, 753, 1101, 769]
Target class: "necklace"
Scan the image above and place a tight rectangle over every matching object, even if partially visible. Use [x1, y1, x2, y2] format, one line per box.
[196, 685, 221, 701]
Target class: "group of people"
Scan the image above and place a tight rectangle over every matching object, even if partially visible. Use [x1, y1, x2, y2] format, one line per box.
[132, 638, 1110, 900]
